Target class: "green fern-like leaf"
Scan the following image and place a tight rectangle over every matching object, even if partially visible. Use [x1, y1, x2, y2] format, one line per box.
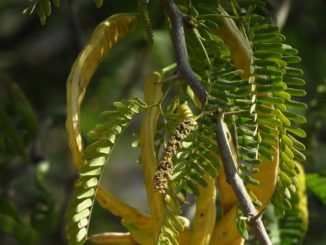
[0, 80, 39, 162]
[190, 7, 262, 197]
[258, 20, 306, 214]
[66, 97, 146, 245]
[172, 119, 219, 196]
[267, 165, 308, 245]
[183, 10, 251, 192]
[279, 208, 306, 245]
[0, 198, 38, 245]
[23, 0, 60, 25]
[188, 1, 307, 234]
[235, 9, 307, 216]
[154, 118, 196, 245]
[158, 194, 187, 245]
[306, 174, 326, 205]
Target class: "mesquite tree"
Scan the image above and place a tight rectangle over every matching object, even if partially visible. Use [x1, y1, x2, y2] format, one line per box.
[24, 0, 309, 244]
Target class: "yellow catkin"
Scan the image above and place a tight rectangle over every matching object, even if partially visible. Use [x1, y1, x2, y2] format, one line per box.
[154, 119, 196, 193]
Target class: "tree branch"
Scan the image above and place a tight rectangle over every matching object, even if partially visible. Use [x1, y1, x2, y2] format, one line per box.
[162, 1, 272, 244]
[216, 117, 272, 245]
[162, 0, 207, 104]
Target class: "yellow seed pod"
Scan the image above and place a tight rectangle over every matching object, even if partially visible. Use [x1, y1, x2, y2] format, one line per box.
[65, 13, 152, 234]
[66, 14, 138, 170]
[139, 71, 165, 240]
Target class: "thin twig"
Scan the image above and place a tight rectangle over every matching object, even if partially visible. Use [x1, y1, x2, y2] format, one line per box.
[161, 73, 179, 84]
[216, 116, 272, 245]
[162, 0, 207, 104]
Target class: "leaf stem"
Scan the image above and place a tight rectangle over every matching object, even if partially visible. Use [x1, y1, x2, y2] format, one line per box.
[215, 116, 272, 245]
[162, 63, 177, 74]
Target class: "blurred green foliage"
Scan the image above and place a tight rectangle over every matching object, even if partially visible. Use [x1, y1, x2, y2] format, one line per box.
[0, 0, 325, 244]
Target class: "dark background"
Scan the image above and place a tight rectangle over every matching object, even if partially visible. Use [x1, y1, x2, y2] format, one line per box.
[0, 0, 325, 244]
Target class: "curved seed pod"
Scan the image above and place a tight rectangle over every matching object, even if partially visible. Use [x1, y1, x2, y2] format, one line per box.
[66, 13, 138, 171]
[65, 13, 153, 243]
[189, 174, 216, 245]
[139, 71, 165, 240]
[216, 7, 251, 79]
